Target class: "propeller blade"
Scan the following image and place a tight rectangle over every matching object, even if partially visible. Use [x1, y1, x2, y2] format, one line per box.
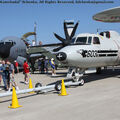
[70, 21, 79, 39]
[64, 22, 70, 40]
[54, 33, 65, 43]
[53, 46, 64, 52]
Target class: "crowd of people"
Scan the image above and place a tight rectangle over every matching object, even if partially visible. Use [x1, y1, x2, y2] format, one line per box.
[38, 57, 56, 76]
[0, 57, 56, 92]
[0, 60, 19, 91]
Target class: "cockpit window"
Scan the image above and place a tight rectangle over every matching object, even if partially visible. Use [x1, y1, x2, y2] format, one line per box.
[93, 37, 100, 44]
[88, 37, 92, 44]
[105, 31, 110, 38]
[99, 31, 110, 38]
[76, 37, 87, 44]
[5, 42, 13, 45]
[0, 41, 15, 46]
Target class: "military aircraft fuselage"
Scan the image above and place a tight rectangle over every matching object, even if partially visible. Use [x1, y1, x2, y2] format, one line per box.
[0, 36, 27, 62]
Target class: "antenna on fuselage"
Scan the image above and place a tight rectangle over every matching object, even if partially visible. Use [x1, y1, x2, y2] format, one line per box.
[97, 28, 101, 35]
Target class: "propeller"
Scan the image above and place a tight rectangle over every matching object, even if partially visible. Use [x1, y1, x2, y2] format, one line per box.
[53, 21, 79, 52]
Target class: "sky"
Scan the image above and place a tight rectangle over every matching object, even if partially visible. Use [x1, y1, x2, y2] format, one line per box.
[0, 0, 120, 44]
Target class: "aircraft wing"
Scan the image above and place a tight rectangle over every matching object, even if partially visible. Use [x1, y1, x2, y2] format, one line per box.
[27, 46, 56, 59]
[26, 45, 64, 67]
[93, 6, 120, 22]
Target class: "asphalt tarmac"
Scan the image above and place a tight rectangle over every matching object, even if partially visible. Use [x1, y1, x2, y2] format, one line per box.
[0, 68, 120, 120]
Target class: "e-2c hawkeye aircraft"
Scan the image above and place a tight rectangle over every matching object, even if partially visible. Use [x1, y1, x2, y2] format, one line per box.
[56, 30, 120, 84]
[55, 6, 120, 85]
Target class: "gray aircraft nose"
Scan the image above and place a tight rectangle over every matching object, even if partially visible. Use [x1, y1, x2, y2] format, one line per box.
[0, 42, 14, 58]
[56, 52, 67, 61]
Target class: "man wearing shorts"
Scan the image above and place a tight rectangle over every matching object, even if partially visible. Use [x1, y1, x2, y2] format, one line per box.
[7, 61, 19, 91]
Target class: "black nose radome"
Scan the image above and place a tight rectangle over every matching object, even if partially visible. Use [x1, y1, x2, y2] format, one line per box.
[56, 52, 67, 61]
[0, 42, 14, 58]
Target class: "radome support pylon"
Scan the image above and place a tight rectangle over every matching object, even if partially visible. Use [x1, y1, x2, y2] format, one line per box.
[29, 78, 34, 93]
[59, 79, 68, 96]
[8, 87, 22, 109]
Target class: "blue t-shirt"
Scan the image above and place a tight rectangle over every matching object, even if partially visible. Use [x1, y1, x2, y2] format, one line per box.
[44, 60, 48, 68]
[9, 64, 14, 74]
[0, 64, 6, 76]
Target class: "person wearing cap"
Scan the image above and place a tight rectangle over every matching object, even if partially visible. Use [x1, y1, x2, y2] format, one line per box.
[49, 58, 56, 76]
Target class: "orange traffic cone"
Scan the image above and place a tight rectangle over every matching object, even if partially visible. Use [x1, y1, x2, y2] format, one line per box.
[59, 79, 68, 96]
[29, 78, 34, 94]
[8, 87, 22, 109]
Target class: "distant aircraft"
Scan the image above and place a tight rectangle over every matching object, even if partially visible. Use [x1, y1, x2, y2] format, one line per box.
[0, 32, 42, 67]
[0, 36, 27, 64]
[93, 6, 120, 22]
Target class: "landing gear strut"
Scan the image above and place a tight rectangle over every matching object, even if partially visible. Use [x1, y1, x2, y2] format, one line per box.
[96, 67, 101, 74]
[67, 67, 85, 85]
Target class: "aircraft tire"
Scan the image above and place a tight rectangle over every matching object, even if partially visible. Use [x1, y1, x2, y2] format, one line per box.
[35, 82, 42, 94]
[79, 79, 85, 86]
[55, 81, 61, 91]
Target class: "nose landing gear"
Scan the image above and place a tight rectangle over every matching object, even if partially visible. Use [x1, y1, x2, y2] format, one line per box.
[67, 67, 85, 85]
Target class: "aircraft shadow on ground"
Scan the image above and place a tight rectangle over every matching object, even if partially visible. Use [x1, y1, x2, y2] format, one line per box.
[32, 71, 67, 77]
[84, 69, 120, 83]
[47, 68, 120, 85]
[31, 71, 67, 78]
